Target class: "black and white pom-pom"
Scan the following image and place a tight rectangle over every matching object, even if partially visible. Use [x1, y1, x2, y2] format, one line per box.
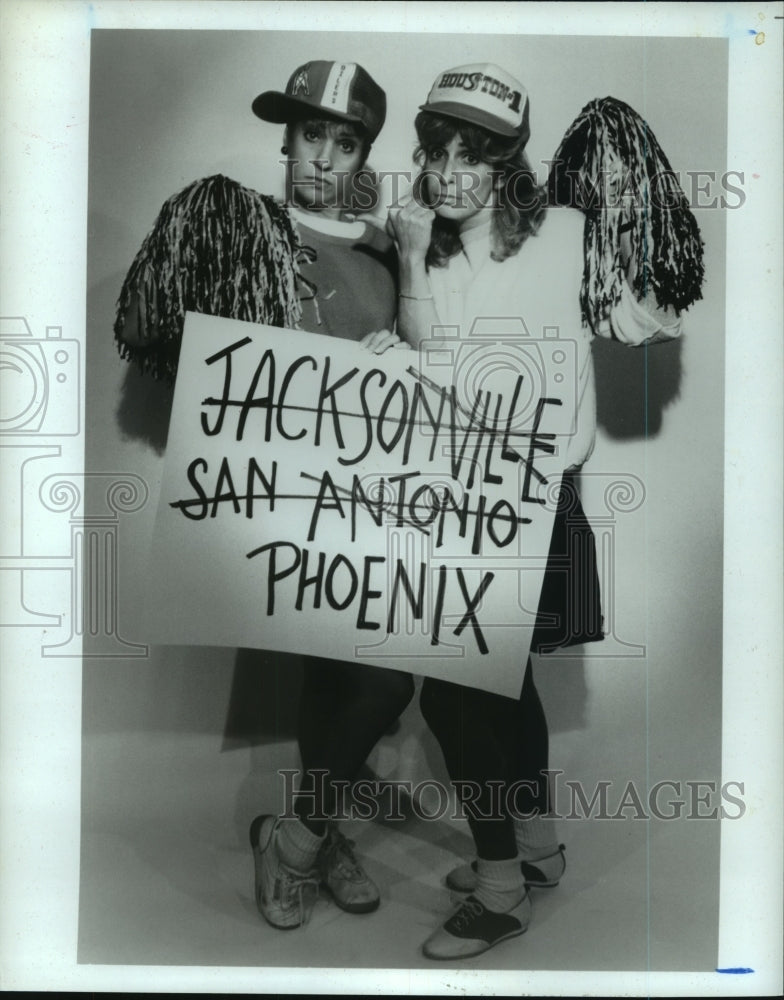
[548, 97, 705, 332]
[114, 174, 305, 382]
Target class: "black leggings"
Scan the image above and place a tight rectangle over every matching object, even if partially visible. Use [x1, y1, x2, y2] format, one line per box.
[420, 658, 549, 861]
[295, 657, 415, 834]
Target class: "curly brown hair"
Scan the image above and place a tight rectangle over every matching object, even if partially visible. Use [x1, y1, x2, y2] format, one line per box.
[413, 110, 547, 269]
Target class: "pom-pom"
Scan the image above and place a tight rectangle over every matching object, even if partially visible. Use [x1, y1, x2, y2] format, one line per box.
[548, 97, 705, 332]
[114, 174, 304, 382]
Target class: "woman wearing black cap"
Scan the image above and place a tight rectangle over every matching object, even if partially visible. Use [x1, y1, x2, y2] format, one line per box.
[114, 60, 415, 932]
[388, 62, 699, 960]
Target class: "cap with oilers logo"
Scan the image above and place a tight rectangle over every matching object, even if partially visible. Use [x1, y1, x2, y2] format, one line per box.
[420, 63, 530, 144]
[252, 60, 387, 143]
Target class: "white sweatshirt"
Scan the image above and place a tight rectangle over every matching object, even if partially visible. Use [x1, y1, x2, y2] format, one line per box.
[426, 207, 681, 471]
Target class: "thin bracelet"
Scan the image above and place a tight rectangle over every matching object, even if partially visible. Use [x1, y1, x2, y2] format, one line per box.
[399, 292, 434, 301]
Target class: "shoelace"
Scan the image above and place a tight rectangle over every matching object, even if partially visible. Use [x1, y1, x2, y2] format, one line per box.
[451, 897, 485, 932]
[279, 866, 320, 926]
[325, 831, 366, 881]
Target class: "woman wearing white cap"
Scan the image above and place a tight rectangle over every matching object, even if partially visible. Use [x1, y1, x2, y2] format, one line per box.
[114, 59, 415, 932]
[388, 63, 701, 960]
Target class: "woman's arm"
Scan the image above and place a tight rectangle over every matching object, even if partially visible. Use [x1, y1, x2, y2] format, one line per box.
[385, 199, 442, 350]
[606, 223, 683, 345]
[604, 280, 683, 345]
[610, 227, 682, 347]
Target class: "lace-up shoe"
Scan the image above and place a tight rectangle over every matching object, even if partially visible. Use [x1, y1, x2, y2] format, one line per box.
[422, 892, 531, 960]
[249, 815, 320, 929]
[446, 844, 566, 893]
[317, 826, 380, 914]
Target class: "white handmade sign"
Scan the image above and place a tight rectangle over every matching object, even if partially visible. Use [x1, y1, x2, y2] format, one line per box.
[143, 312, 578, 697]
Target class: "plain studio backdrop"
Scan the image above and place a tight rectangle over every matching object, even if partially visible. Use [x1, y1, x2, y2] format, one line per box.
[81, 29, 726, 971]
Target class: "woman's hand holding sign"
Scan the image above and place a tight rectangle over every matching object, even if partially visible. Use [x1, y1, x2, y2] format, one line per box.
[359, 328, 410, 354]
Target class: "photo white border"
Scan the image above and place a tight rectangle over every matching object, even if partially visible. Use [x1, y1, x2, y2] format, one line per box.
[1, 1, 781, 995]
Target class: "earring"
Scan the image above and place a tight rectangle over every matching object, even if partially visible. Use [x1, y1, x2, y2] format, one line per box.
[281, 145, 288, 155]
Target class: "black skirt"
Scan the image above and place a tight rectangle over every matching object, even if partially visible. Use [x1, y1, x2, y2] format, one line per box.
[531, 472, 604, 654]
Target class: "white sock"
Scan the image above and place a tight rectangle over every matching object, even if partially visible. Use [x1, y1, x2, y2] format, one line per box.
[276, 817, 325, 872]
[513, 814, 559, 862]
[473, 856, 527, 913]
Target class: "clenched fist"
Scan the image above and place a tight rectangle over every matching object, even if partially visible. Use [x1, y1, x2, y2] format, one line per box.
[386, 194, 436, 263]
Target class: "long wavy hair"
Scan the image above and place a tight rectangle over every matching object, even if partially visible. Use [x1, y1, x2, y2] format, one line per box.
[414, 111, 547, 269]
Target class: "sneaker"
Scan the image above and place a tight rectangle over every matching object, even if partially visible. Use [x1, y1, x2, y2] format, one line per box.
[249, 815, 320, 930]
[445, 844, 566, 893]
[422, 892, 531, 961]
[317, 825, 380, 914]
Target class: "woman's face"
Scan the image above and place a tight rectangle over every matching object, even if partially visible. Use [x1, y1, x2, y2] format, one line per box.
[421, 134, 498, 230]
[285, 118, 366, 219]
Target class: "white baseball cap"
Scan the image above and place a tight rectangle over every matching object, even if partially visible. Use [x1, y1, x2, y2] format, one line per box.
[420, 63, 530, 143]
